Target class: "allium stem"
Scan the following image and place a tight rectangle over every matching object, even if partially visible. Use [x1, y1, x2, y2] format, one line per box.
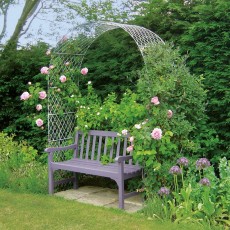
[199, 170, 202, 181]
[174, 175, 178, 193]
[181, 166, 184, 188]
[175, 175, 178, 193]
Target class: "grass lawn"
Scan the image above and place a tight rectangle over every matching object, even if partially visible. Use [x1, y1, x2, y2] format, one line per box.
[0, 189, 206, 230]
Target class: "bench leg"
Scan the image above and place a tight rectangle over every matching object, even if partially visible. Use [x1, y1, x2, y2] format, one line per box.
[73, 172, 79, 189]
[48, 168, 54, 194]
[118, 179, 125, 209]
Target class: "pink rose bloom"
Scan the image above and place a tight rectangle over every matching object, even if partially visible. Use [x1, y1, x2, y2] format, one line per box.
[151, 96, 160, 105]
[65, 62, 70, 66]
[20, 92, 30, 100]
[129, 136, 134, 142]
[121, 129, 128, 135]
[49, 65, 55, 69]
[46, 49, 51, 55]
[60, 75, 67, 83]
[81, 67, 88, 75]
[39, 91, 47, 100]
[151, 128, 162, 140]
[36, 118, 43, 127]
[36, 104, 42, 111]
[127, 145, 134, 152]
[40, 66, 49, 74]
[167, 110, 173, 118]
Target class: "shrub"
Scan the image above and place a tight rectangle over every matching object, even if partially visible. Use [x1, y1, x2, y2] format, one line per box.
[76, 84, 147, 132]
[127, 42, 207, 195]
[0, 132, 48, 194]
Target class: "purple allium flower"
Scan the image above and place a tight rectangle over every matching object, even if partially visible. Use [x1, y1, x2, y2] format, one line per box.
[169, 166, 182, 175]
[199, 178, 210, 186]
[177, 157, 189, 167]
[158, 187, 170, 196]
[196, 158, 211, 170]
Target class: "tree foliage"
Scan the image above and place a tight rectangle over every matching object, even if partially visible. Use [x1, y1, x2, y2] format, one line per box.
[133, 0, 230, 159]
[179, 0, 230, 158]
[80, 29, 143, 99]
[0, 43, 49, 151]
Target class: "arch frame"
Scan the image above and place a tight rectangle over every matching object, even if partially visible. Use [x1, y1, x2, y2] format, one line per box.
[48, 21, 164, 146]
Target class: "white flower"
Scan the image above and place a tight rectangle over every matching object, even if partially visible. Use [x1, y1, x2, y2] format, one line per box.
[85, 125, 88, 128]
[134, 124, 141, 129]
[70, 95, 74, 98]
[129, 136, 134, 142]
[97, 112, 100, 115]
[198, 203, 203, 211]
[117, 133, 121, 136]
[121, 129, 128, 135]
[88, 81, 91, 85]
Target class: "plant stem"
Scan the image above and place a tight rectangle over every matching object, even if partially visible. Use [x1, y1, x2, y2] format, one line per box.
[181, 166, 184, 188]
[199, 170, 201, 181]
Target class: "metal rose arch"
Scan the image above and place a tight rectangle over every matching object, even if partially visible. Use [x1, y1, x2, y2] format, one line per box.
[48, 21, 164, 147]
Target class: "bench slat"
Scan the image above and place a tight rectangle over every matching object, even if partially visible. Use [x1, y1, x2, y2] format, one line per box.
[74, 132, 79, 158]
[116, 138, 121, 158]
[97, 136, 103, 161]
[91, 135, 97, 160]
[89, 130, 118, 137]
[85, 134, 91, 160]
[109, 137, 115, 159]
[104, 136, 108, 155]
[80, 133, 85, 159]
[123, 137, 127, 157]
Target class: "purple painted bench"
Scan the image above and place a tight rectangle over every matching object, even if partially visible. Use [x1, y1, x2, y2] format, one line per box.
[45, 130, 142, 209]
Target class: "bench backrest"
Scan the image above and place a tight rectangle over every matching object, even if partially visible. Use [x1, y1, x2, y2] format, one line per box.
[73, 130, 133, 164]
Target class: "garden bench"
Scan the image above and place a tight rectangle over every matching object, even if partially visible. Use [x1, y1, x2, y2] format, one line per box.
[45, 130, 142, 209]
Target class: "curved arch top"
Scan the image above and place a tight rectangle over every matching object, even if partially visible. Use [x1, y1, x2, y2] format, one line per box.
[54, 21, 164, 64]
[48, 22, 163, 146]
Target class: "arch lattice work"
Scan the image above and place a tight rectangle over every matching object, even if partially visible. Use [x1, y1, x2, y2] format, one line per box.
[48, 21, 163, 147]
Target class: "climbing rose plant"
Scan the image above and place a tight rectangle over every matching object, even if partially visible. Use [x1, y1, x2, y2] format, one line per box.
[20, 48, 88, 129]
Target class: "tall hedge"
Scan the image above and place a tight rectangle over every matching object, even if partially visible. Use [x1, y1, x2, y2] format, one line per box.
[134, 0, 230, 160]
[179, 0, 230, 158]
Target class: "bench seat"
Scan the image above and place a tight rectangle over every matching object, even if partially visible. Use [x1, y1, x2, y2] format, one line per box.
[52, 158, 142, 180]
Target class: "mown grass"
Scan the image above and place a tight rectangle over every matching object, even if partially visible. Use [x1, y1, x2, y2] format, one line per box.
[0, 189, 206, 230]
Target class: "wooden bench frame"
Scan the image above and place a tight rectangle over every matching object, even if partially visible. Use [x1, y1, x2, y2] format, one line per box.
[45, 130, 142, 209]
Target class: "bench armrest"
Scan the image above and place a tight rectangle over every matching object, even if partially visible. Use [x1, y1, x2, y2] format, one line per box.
[115, 155, 133, 163]
[45, 144, 77, 154]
